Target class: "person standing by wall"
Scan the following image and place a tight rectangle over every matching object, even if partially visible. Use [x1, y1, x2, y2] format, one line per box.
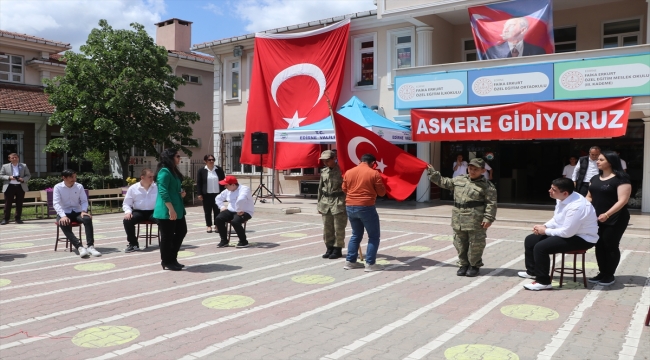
[572, 146, 600, 196]
[317, 150, 347, 259]
[0, 153, 31, 225]
[196, 154, 225, 233]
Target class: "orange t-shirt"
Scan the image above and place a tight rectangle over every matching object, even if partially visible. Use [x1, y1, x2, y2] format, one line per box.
[342, 163, 386, 206]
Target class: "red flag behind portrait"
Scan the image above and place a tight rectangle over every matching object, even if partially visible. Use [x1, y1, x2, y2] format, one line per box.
[241, 20, 350, 169]
[333, 112, 427, 201]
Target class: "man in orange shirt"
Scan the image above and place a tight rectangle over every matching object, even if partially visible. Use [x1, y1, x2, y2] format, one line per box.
[342, 153, 386, 272]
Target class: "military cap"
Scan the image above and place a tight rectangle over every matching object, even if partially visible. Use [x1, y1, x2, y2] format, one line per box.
[468, 158, 485, 168]
[320, 150, 336, 160]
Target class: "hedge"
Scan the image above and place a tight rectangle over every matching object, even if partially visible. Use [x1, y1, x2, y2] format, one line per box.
[28, 174, 125, 191]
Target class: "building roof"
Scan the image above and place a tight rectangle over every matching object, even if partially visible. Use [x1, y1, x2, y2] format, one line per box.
[192, 10, 376, 50]
[0, 83, 54, 114]
[155, 18, 193, 26]
[168, 50, 213, 64]
[0, 29, 71, 49]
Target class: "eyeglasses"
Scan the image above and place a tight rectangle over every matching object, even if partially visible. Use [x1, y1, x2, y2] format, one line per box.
[207, 159, 215, 162]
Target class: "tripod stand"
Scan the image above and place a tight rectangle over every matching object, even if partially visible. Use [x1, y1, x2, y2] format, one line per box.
[252, 153, 282, 204]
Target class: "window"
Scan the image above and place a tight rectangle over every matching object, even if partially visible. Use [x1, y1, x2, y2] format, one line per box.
[462, 39, 477, 61]
[0, 54, 23, 83]
[225, 58, 241, 100]
[181, 74, 201, 84]
[387, 27, 415, 87]
[230, 135, 260, 174]
[352, 33, 377, 90]
[554, 26, 577, 53]
[602, 18, 641, 48]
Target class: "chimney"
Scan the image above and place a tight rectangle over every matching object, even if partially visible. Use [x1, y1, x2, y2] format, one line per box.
[155, 18, 193, 52]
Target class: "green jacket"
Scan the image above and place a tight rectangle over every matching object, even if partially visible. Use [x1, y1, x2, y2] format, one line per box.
[153, 168, 186, 220]
[427, 167, 497, 231]
[317, 164, 346, 215]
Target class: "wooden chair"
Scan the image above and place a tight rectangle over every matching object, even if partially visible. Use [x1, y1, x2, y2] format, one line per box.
[227, 219, 248, 242]
[54, 221, 82, 251]
[551, 249, 588, 288]
[136, 220, 159, 248]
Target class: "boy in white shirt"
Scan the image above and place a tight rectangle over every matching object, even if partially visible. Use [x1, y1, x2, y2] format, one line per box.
[215, 175, 254, 248]
[122, 168, 158, 252]
[562, 156, 577, 178]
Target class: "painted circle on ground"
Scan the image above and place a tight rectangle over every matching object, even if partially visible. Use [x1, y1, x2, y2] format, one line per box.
[500, 304, 559, 321]
[177, 251, 195, 258]
[0, 242, 34, 249]
[202, 295, 255, 309]
[444, 344, 519, 360]
[0, 279, 11, 287]
[72, 326, 140, 348]
[563, 261, 598, 269]
[400, 245, 431, 252]
[433, 235, 453, 241]
[291, 274, 335, 285]
[74, 263, 116, 272]
[360, 258, 390, 265]
[94, 235, 106, 239]
[14, 224, 40, 229]
[280, 233, 308, 238]
[551, 280, 583, 290]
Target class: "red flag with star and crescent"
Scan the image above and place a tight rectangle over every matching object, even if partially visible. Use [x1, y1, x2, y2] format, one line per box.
[241, 19, 350, 169]
[333, 112, 428, 201]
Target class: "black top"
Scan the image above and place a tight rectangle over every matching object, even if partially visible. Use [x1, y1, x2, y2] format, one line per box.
[196, 166, 226, 196]
[588, 174, 630, 225]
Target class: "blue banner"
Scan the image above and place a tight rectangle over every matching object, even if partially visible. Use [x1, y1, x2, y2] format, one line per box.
[468, 63, 554, 104]
[394, 72, 467, 109]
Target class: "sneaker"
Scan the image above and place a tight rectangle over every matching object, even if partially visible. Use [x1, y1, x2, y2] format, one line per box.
[78, 247, 89, 258]
[523, 281, 553, 291]
[364, 263, 384, 272]
[343, 261, 365, 270]
[124, 245, 136, 253]
[588, 273, 603, 284]
[132, 245, 140, 251]
[598, 276, 615, 286]
[236, 241, 249, 248]
[217, 241, 229, 248]
[457, 266, 469, 276]
[518, 271, 535, 279]
[87, 246, 101, 257]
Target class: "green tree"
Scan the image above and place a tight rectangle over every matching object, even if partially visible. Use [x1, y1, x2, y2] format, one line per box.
[44, 19, 199, 181]
[84, 148, 108, 175]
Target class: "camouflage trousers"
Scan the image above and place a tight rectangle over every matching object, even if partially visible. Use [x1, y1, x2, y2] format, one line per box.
[322, 211, 347, 248]
[453, 229, 487, 267]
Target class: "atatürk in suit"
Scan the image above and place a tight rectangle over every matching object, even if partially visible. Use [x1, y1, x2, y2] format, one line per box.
[0, 157, 31, 224]
[484, 41, 546, 59]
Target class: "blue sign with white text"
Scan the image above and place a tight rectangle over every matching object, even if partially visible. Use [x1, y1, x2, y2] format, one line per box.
[394, 72, 467, 109]
[467, 63, 554, 104]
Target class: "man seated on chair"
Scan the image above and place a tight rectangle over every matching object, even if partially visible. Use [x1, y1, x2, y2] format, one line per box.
[53, 169, 100, 258]
[519, 178, 598, 290]
[122, 168, 158, 252]
[215, 175, 254, 248]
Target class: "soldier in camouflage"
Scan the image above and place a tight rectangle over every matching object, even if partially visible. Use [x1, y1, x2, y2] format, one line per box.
[427, 158, 497, 277]
[317, 150, 347, 259]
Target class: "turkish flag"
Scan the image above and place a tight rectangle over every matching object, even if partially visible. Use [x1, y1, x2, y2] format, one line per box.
[241, 20, 350, 169]
[333, 112, 428, 201]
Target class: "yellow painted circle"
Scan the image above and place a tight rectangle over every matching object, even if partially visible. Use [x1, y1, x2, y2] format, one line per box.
[433, 235, 453, 241]
[94, 235, 106, 239]
[445, 344, 519, 360]
[280, 233, 308, 238]
[177, 251, 195, 258]
[500, 304, 559, 321]
[72, 326, 140, 348]
[563, 261, 598, 269]
[360, 258, 390, 265]
[551, 280, 583, 290]
[202, 295, 255, 309]
[0, 279, 11, 287]
[0, 242, 34, 249]
[74, 263, 116, 272]
[400, 245, 431, 252]
[291, 274, 335, 285]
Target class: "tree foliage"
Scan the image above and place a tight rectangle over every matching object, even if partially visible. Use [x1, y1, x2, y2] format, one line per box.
[44, 20, 199, 180]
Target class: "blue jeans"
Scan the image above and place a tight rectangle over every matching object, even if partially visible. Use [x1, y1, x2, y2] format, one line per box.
[346, 205, 380, 265]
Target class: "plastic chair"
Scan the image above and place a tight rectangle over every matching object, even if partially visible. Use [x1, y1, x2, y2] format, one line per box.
[54, 221, 82, 251]
[136, 220, 159, 248]
[551, 249, 587, 288]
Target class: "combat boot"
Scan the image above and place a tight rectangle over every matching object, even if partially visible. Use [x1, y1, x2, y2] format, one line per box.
[457, 265, 469, 276]
[322, 246, 334, 258]
[328, 247, 342, 259]
[466, 266, 480, 277]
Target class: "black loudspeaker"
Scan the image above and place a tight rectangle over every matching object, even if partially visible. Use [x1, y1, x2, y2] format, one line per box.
[251, 132, 269, 155]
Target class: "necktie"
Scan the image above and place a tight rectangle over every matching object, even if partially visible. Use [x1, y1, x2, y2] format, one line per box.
[511, 48, 520, 57]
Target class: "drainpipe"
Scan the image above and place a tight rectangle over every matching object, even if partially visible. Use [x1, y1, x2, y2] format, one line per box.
[36, 120, 46, 177]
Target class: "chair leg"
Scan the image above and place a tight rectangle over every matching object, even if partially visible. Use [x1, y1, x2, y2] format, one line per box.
[559, 253, 565, 288]
[227, 222, 232, 242]
[573, 253, 578, 283]
[581, 253, 587, 288]
[645, 306, 650, 326]
[55, 225, 59, 251]
[550, 253, 556, 283]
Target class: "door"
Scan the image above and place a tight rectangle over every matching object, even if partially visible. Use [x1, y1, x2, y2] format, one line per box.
[0, 132, 23, 163]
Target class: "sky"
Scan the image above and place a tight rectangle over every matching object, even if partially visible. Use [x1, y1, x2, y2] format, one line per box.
[0, 0, 376, 53]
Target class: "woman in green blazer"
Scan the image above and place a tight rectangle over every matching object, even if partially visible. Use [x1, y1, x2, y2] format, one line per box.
[154, 148, 187, 271]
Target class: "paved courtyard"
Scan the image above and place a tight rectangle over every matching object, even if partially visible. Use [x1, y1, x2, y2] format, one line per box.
[0, 203, 648, 360]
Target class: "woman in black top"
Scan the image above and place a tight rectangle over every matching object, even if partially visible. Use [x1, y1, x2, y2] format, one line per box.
[586, 151, 632, 286]
[196, 155, 226, 233]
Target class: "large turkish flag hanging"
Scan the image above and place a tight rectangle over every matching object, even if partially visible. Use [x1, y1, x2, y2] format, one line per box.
[241, 20, 350, 169]
[333, 112, 428, 201]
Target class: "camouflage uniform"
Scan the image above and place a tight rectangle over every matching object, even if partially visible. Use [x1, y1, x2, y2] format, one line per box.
[427, 165, 497, 267]
[318, 163, 347, 248]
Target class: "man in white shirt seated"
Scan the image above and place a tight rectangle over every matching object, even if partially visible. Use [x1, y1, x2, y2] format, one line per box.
[215, 175, 254, 248]
[519, 178, 598, 290]
[122, 168, 158, 252]
[54, 169, 100, 258]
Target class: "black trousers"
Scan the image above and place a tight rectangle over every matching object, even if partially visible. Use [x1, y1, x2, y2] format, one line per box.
[215, 210, 251, 242]
[595, 211, 630, 277]
[57, 212, 95, 248]
[524, 233, 595, 285]
[123, 210, 156, 246]
[576, 182, 590, 196]
[3, 184, 25, 221]
[158, 217, 187, 264]
[201, 193, 220, 227]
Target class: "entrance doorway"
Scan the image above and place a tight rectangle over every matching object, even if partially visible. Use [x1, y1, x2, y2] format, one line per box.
[0, 132, 23, 163]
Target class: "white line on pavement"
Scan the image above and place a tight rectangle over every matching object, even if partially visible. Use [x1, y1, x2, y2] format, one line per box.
[619, 266, 649, 360]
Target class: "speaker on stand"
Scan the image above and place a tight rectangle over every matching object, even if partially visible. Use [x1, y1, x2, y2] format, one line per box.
[250, 132, 281, 204]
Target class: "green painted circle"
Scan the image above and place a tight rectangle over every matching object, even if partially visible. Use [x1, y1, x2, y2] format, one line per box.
[0, 279, 11, 287]
[177, 251, 195, 258]
[563, 261, 598, 269]
[93, 235, 106, 239]
[400, 245, 431, 252]
[280, 233, 308, 238]
[72, 326, 140, 348]
[551, 280, 583, 290]
[444, 344, 519, 360]
[433, 235, 453, 241]
[360, 258, 390, 265]
[291, 274, 335, 285]
[500, 304, 559, 321]
[74, 263, 116, 272]
[0, 242, 34, 249]
[202, 295, 255, 309]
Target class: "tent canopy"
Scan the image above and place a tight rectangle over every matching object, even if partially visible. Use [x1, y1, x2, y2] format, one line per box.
[274, 96, 412, 144]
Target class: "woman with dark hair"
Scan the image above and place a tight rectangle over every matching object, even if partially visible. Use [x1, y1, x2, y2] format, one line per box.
[153, 148, 187, 271]
[586, 151, 632, 286]
[196, 154, 225, 233]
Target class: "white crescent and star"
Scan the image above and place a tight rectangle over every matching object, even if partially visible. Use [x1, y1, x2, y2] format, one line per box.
[347, 136, 387, 173]
[271, 63, 326, 129]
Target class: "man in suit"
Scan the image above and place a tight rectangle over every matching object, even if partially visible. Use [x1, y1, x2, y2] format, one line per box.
[484, 17, 547, 59]
[0, 153, 31, 225]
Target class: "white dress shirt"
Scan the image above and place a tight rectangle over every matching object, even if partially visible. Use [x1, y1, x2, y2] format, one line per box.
[123, 182, 158, 213]
[562, 164, 576, 178]
[216, 184, 255, 216]
[205, 166, 221, 194]
[452, 161, 468, 177]
[53, 182, 88, 218]
[572, 158, 598, 182]
[620, 159, 627, 170]
[10, 164, 20, 184]
[482, 163, 492, 180]
[544, 192, 599, 243]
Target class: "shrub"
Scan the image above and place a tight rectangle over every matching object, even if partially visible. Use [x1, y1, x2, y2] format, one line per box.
[28, 174, 124, 190]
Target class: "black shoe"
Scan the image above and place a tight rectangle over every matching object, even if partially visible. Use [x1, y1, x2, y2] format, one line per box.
[15, 219, 23, 224]
[124, 245, 136, 253]
[236, 240, 249, 248]
[457, 265, 469, 276]
[329, 247, 343, 259]
[587, 273, 603, 284]
[322, 246, 334, 259]
[217, 240, 229, 248]
[161, 262, 182, 271]
[466, 266, 480, 277]
[598, 275, 615, 286]
[0, 220, 7, 225]
[174, 261, 185, 268]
